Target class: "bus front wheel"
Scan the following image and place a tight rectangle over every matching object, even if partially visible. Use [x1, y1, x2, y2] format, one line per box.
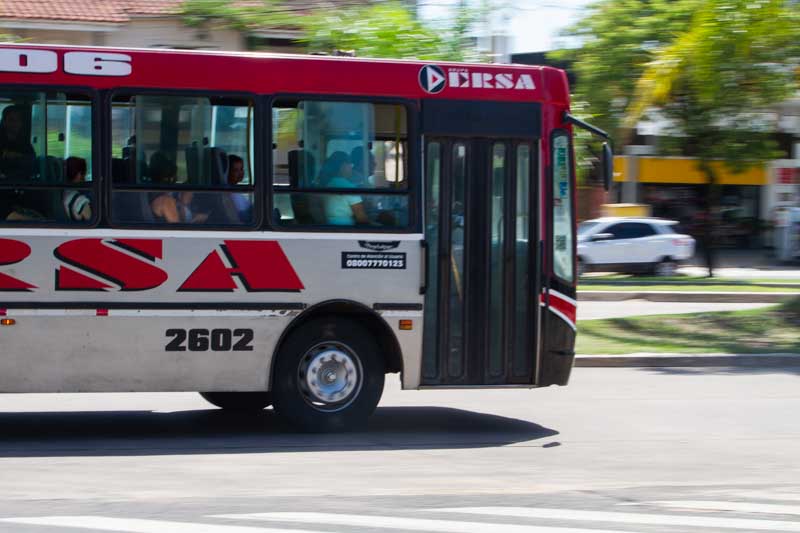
[271, 317, 385, 432]
[199, 391, 272, 411]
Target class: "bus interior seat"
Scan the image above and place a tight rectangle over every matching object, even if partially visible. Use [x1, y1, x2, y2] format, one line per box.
[185, 144, 200, 183]
[288, 149, 316, 188]
[288, 149, 321, 225]
[205, 147, 227, 185]
[201, 147, 242, 224]
[112, 190, 154, 223]
[45, 156, 63, 182]
[111, 158, 129, 183]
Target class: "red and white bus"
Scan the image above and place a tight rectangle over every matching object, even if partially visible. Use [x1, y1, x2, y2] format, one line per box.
[0, 44, 611, 431]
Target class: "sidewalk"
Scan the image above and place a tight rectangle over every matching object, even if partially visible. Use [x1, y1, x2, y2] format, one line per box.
[578, 291, 796, 302]
[678, 248, 800, 279]
[575, 353, 800, 368]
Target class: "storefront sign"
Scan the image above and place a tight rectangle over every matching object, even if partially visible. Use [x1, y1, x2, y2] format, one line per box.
[775, 167, 798, 185]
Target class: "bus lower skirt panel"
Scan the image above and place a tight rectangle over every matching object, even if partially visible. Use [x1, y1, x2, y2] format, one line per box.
[538, 309, 576, 386]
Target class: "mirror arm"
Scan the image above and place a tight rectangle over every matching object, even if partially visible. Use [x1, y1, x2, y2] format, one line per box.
[563, 112, 615, 192]
[563, 112, 610, 140]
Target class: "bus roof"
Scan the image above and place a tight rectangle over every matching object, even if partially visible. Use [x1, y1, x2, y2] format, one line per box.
[0, 43, 570, 104]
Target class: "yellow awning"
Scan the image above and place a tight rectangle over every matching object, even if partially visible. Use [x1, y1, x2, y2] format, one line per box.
[638, 157, 767, 185]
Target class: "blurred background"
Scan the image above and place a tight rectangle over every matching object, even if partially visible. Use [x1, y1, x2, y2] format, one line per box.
[1, 0, 798, 267]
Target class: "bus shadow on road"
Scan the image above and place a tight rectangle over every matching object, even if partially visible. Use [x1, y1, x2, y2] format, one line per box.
[0, 406, 558, 458]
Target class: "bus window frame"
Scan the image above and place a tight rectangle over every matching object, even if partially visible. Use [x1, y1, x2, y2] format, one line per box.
[105, 87, 264, 231]
[548, 127, 577, 287]
[266, 93, 421, 234]
[0, 84, 100, 229]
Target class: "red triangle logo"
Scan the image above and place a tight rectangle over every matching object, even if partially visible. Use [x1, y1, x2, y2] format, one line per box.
[0, 271, 36, 291]
[56, 266, 113, 291]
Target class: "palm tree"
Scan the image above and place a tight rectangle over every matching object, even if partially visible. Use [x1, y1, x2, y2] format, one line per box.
[621, 0, 799, 276]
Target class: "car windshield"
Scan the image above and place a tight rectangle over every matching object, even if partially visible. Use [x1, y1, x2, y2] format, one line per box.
[578, 221, 601, 236]
[659, 223, 679, 234]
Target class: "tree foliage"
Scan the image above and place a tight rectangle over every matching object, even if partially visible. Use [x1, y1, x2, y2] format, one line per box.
[180, 0, 481, 61]
[561, 0, 800, 274]
[552, 0, 701, 141]
[625, 0, 799, 168]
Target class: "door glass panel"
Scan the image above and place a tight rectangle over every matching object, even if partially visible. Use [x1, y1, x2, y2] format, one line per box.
[552, 134, 574, 281]
[488, 143, 506, 377]
[514, 144, 532, 376]
[422, 142, 441, 380]
[448, 143, 467, 379]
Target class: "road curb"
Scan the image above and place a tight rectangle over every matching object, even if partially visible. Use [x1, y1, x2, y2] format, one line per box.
[579, 280, 800, 289]
[577, 291, 797, 303]
[576, 353, 800, 368]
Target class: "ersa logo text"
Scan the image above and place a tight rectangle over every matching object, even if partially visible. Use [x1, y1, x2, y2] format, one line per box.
[419, 64, 536, 94]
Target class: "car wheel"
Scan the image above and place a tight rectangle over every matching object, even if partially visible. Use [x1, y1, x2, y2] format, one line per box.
[271, 317, 384, 432]
[577, 257, 587, 277]
[199, 391, 272, 411]
[654, 258, 678, 277]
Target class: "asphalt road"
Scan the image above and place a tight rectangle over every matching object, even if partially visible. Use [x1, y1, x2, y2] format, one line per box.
[577, 300, 773, 320]
[1, 367, 799, 532]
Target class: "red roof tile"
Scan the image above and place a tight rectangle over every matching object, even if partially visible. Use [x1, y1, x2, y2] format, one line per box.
[0, 0, 376, 25]
[0, 0, 182, 24]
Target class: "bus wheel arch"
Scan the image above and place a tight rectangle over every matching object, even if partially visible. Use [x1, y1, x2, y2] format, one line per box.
[271, 300, 403, 381]
[268, 301, 402, 432]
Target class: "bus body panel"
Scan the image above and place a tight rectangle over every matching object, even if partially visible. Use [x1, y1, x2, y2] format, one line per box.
[0, 45, 570, 105]
[0, 231, 424, 392]
[0, 313, 290, 392]
[0, 43, 579, 399]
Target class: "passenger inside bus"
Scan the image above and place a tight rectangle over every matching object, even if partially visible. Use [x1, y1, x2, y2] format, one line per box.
[227, 154, 252, 222]
[0, 105, 35, 182]
[149, 152, 208, 224]
[319, 151, 369, 226]
[4, 192, 45, 221]
[350, 146, 375, 187]
[62, 156, 92, 222]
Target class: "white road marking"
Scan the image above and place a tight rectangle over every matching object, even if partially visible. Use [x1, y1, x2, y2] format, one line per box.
[212, 512, 639, 533]
[710, 491, 800, 503]
[0, 516, 327, 533]
[643, 500, 800, 516]
[431, 506, 800, 532]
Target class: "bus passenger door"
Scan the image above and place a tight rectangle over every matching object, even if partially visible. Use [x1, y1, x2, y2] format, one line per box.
[421, 138, 539, 386]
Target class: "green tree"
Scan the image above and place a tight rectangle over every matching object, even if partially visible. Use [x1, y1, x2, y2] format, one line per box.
[552, 0, 701, 141]
[180, 0, 482, 61]
[624, 0, 799, 275]
[562, 0, 799, 275]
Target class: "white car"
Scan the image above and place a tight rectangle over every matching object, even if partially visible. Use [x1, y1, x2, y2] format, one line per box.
[577, 217, 696, 276]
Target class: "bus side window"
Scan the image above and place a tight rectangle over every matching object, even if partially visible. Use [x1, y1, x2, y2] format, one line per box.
[110, 94, 256, 227]
[0, 91, 95, 226]
[272, 100, 409, 229]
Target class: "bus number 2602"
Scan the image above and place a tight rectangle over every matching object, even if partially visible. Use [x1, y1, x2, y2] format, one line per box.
[165, 329, 254, 352]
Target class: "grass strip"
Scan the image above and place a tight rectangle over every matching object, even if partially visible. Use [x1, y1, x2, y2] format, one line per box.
[576, 298, 800, 355]
[580, 275, 800, 284]
[579, 284, 800, 293]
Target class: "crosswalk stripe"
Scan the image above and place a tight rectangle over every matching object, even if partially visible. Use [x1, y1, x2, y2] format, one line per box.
[0, 516, 329, 533]
[212, 512, 640, 533]
[431, 506, 800, 532]
[710, 492, 800, 503]
[644, 501, 800, 516]
[711, 492, 800, 503]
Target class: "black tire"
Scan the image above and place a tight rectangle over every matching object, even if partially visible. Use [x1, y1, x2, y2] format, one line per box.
[577, 257, 587, 277]
[654, 257, 678, 277]
[271, 317, 384, 432]
[199, 391, 272, 411]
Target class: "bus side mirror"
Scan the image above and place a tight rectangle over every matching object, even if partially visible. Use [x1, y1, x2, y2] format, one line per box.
[601, 142, 613, 192]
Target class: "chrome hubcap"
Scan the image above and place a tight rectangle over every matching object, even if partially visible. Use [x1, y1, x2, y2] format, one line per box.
[657, 261, 677, 276]
[298, 342, 362, 412]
